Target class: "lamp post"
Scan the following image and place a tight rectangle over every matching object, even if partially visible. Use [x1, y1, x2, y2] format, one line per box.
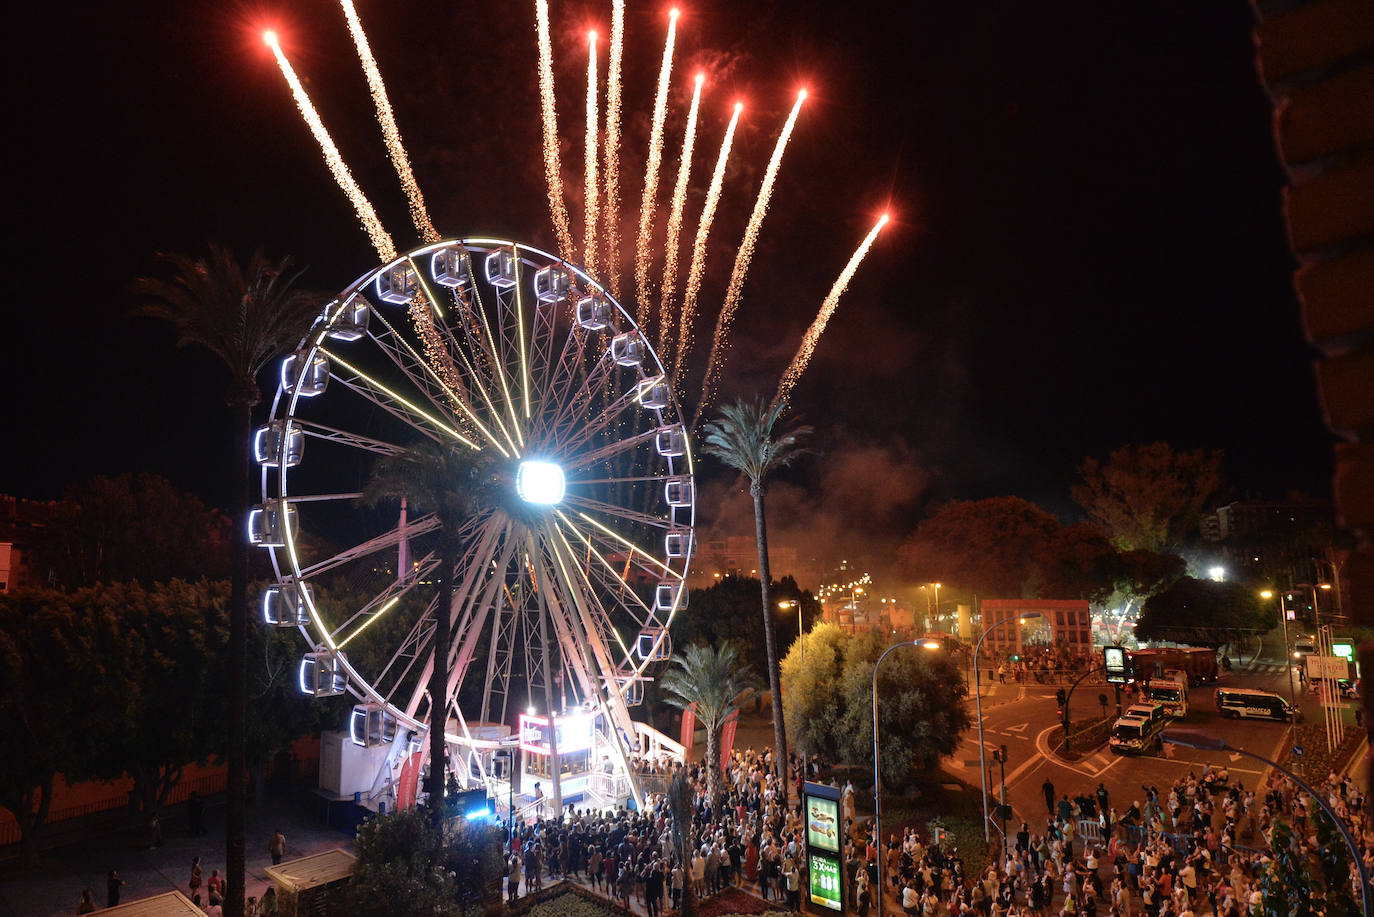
[778, 600, 801, 666]
[1164, 727, 1372, 916]
[872, 638, 941, 917]
[1261, 590, 1298, 707]
[974, 612, 1040, 843]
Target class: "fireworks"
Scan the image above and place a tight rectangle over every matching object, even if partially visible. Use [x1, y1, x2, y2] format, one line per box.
[632, 8, 680, 331]
[674, 102, 742, 389]
[583, 31, 601, 276]
[338, 0, 438, 244]
[536, 0, 575, 260]
[699, 90, 807, 410]
[656, 73, 704, 362]
[601, 0, 626, 297]
[264, 31, 396, 262]
[775, 213, 891, 404]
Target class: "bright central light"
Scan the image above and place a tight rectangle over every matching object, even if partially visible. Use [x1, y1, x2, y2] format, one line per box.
[517, 460, 566, 505]
[1209, 566, 1225, 582]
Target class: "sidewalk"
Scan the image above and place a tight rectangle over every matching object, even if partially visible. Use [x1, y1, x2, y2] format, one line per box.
[0, 793, 357, 917]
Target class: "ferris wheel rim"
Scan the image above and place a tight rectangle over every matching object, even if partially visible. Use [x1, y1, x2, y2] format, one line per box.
[259, 237, 695, 749]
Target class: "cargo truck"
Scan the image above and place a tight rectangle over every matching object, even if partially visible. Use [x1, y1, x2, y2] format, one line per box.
[1127, 646, 1218, 686]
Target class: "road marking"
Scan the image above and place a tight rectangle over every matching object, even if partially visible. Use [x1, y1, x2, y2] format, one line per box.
[1006, 723, 1029, 732]
[1033, 723, 1097, 779]
[1229, 753, 1241, 762]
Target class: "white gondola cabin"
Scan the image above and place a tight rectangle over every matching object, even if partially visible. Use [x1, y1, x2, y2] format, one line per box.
[664, 528, 691, 558]
[534, 266, 570, 303]
[654, 581, 686, 614]
[637, 377, 670, 410]
[253, 421, 304, 469]
[350, 703, 398, 747]
[635, 626, 671, 662]
[610, 333, 645, 367]
[299, 651, 347, 697]
[484, 250, 517, 288]
[325, 298, 370, 342]
[262, 582, 313, 627]
[575, 294, 613, 330]
[431, 247, 471, 289]
[281, 351, 329, 398]
[655, 426, 686, 457]
[375, 264, 417, 305]
[248, 500, 297, 548]
[664, 477, 693, 508]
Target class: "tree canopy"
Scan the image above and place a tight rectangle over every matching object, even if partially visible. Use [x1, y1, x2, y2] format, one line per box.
[1138, 576, 1275, 647]
[1071, 442, 1223, 553]
[780, 625, 971, 790]
[674, 575, 820, 676]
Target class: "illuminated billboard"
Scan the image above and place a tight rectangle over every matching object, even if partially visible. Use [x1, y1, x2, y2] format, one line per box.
[518, 713, 594, 754]
[1104, 646, 1128, 685]
[808, 850, 843, 910]
[807, 796, 840, 852]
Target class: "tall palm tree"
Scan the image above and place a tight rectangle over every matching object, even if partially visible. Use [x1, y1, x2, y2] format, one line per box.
[132, 246, 322, 917]
[359, 440, 498, 826]
[700, 398, 812, 783]
[659, 641, 758, 806]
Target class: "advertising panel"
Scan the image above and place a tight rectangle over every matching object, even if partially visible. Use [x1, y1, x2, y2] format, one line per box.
[808, 850, 843, 910]
[1104, 646, 1128, 685]
[807, 796, 840, 852]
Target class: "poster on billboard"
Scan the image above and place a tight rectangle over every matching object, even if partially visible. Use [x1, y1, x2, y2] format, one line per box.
[807, 795, 840, 852]
[808, 850, 843, 910]
[1104, 646, 1128, 684]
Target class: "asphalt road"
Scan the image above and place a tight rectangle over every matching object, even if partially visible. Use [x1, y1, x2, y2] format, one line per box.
[950, 655, 1354, 839]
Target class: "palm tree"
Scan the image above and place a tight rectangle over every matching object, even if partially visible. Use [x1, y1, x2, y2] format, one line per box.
[358, 439, 498, 826]
[700, 398, 812, 783]
[658, 641, 757, 806]
[132, 246, 322, 917]
[666, 770, 700, 917]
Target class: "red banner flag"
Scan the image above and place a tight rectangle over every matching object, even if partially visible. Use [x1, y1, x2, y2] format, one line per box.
[720, 710, 740, 771]
[680, 706, 696, 754]
[397, 752, 420, 809]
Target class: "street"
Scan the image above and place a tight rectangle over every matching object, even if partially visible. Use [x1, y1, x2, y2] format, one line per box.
[951, 653, 1353, 835]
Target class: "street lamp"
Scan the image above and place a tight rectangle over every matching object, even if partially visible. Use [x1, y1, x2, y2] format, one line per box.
[872, 639, 940, 917]
[974, 612, 1040, 843]
[1164, 727, 1372, 916]
[1260, 590, 1298, 707]
[778, 600, 801, 665]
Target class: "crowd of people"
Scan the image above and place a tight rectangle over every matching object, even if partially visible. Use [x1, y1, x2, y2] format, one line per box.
[505, 741, 1369, 917]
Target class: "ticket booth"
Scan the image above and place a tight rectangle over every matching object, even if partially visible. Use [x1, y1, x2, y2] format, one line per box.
[518, 711, 599, 801]
[804, 781, 846, 914]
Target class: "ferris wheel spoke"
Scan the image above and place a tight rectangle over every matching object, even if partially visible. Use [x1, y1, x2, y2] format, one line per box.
[446, 526, 519, 698]
[558, 509, 681, 581]
[526, 538, 603, 704]
[548, 382, 647, 460]
[319, 346, 480, 450]
[366, 306, 510, 457]
[552, 516, 655, 621]
[464, 263, 526, 454]
[537, 529, 636, 702]
[294, 513, 442, 582]
[330, 551, 441, 646]
[562, 427, 658, 472]
[562, 493, 670, 533]
[538, 350, 617, 450]
[293, 419, 406, 456]
[372, 593, 437, 705]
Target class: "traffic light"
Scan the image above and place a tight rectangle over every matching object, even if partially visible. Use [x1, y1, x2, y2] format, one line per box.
[1056, 688, 1066, 707]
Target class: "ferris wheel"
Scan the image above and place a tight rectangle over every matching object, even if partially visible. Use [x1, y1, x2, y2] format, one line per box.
[250, 239, 693, 808]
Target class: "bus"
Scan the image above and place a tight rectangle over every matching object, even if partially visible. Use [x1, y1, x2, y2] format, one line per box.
[1216, 687, 1300, 722]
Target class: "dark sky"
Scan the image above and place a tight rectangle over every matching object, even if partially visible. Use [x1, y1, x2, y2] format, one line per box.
[4, 0, 1333, 565]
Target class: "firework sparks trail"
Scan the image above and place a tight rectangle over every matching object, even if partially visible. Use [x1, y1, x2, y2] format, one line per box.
[632, 8, 680, 331]
[775, 213, 890, 405]
[698, 91, 806, 411]
[601, 0, 626, 297]
[536, 0, 575, 259]
[339, 0, 439, 244]
[673, 102, 742, 388]
[656, 73, 704, 362]
[265, 32, 396, 262]
[583, 31, 600, 275]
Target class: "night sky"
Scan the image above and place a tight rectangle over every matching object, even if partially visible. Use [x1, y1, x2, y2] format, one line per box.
[5, 0, 1334, 572]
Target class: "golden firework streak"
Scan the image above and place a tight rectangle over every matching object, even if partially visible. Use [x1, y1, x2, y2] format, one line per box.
[601, 0, 626, 297]
[583, 31, 600, 275]
[265, 32, 396, 262]
[338, 0, 439, 244]
[632, 8, 680, 330]
[536, 1, 575, 259]
[699, 91, 806, 410]
[674, 102, 742, 388]
[775, 213, 890, 404]
[657, 73, 704, 362]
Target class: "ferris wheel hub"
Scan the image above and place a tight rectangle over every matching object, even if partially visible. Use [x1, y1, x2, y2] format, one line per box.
[516, 460, 566, 505]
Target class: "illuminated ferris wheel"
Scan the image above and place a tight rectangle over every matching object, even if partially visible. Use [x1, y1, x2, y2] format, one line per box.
[251, 239, 693, 808]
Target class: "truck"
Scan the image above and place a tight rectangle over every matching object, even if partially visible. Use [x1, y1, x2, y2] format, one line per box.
[1146, 677, 1189, 719]
[1109, 713, 1164, 755]
[1127, 646, 1218, 686]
